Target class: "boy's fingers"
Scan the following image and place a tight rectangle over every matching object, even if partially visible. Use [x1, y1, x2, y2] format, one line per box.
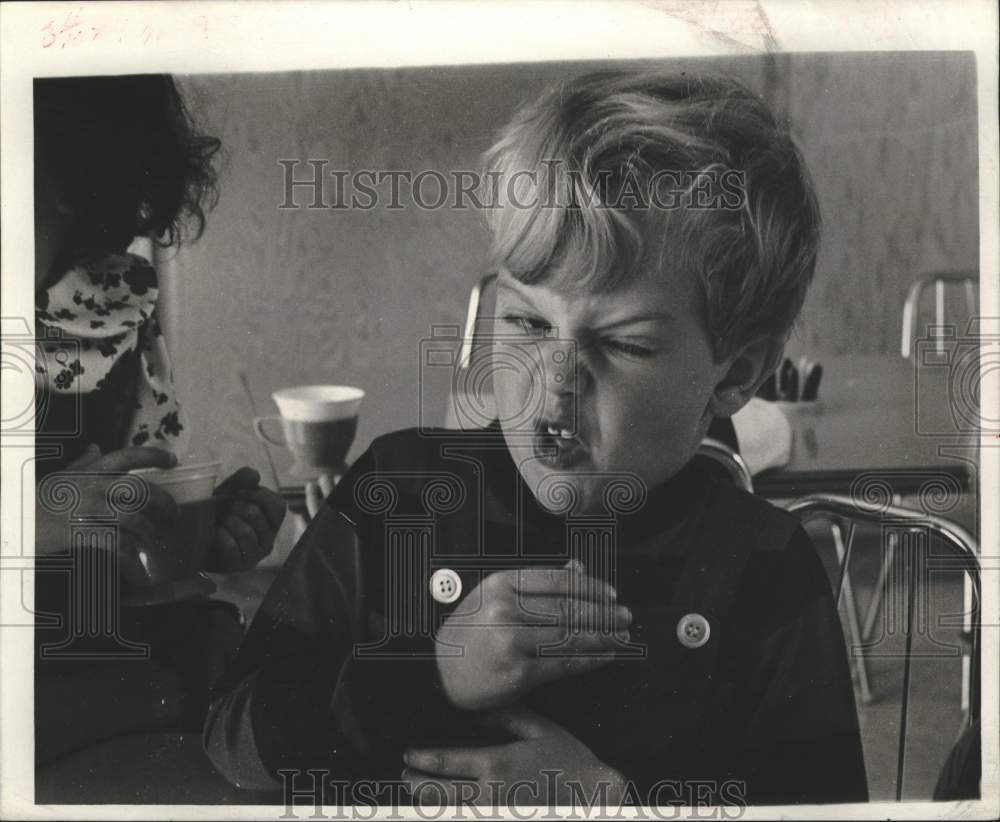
[515, 595, 631, 630]
[559, 628, 632, 656]
[512, 620, 629, 658]
[318, 473, 335, 498]
[94, 447, 178, 473]
[507, 567, 617, 602]
[403, 747, 489, 779]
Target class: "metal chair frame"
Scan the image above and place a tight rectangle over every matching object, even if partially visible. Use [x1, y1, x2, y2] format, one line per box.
[457, 271, 498, 371]
[695, 444, 879, 711]
[786, 494, 980, 801]
[696, 437, 754, 492]
[900, 270, 978, 359]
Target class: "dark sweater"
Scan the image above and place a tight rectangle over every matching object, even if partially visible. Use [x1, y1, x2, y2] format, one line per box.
[205, 425, 868, 805]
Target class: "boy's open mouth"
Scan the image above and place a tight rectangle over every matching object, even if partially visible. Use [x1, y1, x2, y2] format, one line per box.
[531, 418, 587, 469]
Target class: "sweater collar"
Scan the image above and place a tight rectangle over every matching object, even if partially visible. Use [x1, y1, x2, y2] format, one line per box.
[475, 421, 711, 545]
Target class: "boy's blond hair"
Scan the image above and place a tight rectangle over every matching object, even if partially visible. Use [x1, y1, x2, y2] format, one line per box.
[483, 70, 820, 362]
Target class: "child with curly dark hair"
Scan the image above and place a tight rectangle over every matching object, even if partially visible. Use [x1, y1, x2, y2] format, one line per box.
[33, 75, 285, 769]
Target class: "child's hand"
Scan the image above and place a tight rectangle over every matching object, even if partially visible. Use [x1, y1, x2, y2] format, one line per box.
[35, 444, 180, 583]
[402, 707, 626, 806]
[435, 561, 631, 711]
[209, 467, 286, 572]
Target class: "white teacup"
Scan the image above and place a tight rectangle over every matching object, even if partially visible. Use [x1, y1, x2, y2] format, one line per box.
[254, 385, 364, 478]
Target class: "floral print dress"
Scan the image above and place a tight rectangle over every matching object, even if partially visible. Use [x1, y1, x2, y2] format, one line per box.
[35, 251, 188, 470]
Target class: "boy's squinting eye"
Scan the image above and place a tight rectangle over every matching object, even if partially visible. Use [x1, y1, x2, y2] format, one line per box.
[500, 314, 552, 337]
[603, 338, 655, 359]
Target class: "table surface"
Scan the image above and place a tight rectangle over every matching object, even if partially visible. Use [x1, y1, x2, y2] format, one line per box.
[754, 354, 977, 496]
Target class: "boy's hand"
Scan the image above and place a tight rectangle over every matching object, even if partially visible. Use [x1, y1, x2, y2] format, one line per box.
[435, 561, 631, 711]
[209, 467, 286, 572]
[402, 707, 626, 806]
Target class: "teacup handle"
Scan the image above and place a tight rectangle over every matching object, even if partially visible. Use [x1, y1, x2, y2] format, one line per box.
[252, 416, 286, 448]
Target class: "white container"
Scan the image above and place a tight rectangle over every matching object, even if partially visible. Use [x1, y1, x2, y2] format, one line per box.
[130, 460, 221, 503]
[272, 385, 364, 422]
[773, 400, 823, 416]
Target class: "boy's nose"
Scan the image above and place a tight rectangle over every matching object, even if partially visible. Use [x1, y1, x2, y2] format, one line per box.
[541, 339, 584, 396]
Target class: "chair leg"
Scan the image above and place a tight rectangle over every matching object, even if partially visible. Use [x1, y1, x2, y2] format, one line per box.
[859, 494, 902, 643]
[961, 573, 971, 715]
[858, 526, 971, 713]
[896, 531, 920, 801]
[862, 534, 897, 643]
[831, 521, 873, 704]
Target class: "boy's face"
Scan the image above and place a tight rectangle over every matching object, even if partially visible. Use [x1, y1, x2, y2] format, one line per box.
[492, 262, 733, 515]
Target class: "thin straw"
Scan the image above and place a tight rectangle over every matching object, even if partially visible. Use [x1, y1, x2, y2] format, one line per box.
[237, 371, 282, 492]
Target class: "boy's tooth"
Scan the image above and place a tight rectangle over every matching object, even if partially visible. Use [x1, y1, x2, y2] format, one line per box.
[547, 425, 560, 436]
[559, 429, 573, 439]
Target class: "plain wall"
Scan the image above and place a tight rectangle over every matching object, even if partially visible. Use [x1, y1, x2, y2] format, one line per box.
[164, 53, 978, 479]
